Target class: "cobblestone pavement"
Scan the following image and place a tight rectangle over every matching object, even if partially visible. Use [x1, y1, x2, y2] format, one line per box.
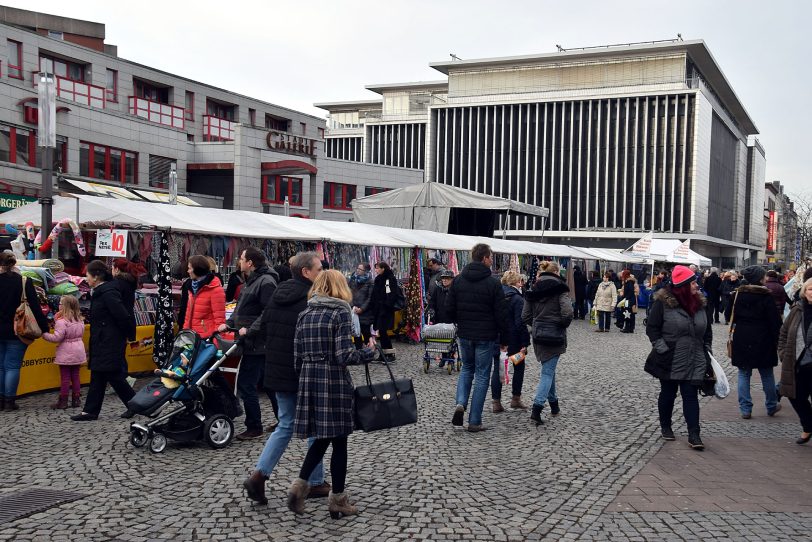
[1, 319, 810, 541]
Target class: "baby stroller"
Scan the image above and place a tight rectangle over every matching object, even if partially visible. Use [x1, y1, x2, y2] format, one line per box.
[127, 330, 242, 454]
[421, 323, 460, 374]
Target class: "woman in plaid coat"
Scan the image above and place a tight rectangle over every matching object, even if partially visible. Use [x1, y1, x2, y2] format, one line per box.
[287, 270, 376, 519]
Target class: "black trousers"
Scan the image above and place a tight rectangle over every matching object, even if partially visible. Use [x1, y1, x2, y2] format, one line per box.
[789, 367, 812, 433]
[84, 367, 135, 416]
[574, 298, 587, 319]
[658, 380, 700, 431]
[299, 435, 349, 493]
[353, 326, 372, 349]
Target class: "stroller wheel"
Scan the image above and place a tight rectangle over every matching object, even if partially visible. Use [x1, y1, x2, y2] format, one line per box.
[423, 359, 429, 374]
[456, 360, 462, 372]
[149, 433, 167, 454]
[130, 427, 148, 448]
[447, 362, 453, 375]
[204, 414, 234, 449]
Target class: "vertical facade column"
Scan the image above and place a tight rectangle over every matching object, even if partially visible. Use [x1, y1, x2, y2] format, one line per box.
[533, 103, 540, 230]
[680, 95, 689, 232]
[499, 105, 506, 197]
[661, 96, 668, 230]
[652, 97, 659, 230]
[622, 98, 630, 229]
[641, 98, 649, 230]
[451, 109, 457, 186]
[475, 107, 481, 193]
[576, 101, 583, 229]
[613, 98, 620, 228]
[586, 100, 592, 228]
[567, 103, 574, 231]
[670, 95, 678, 231]
[603, 99, 610, 228]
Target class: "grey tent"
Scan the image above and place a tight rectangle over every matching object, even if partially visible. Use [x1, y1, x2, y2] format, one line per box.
[351, 182, 549, 235]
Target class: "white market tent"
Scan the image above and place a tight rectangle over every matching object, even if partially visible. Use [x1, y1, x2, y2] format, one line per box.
[351, 182, 548, 232]
[624, 236, 712, 267]
[0, 194, 599, 259]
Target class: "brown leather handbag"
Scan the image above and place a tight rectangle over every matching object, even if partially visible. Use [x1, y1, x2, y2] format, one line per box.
[14, 276, 43, 345]
[726, 291, 739, 359]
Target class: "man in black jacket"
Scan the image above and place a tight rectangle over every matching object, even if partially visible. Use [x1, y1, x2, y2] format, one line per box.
[573, 265, 588, 320]
[704, 267, 722, 323]
[242, 252, 330, 503]
[447, 243, 509, 432]
[218, 247, 278, 440]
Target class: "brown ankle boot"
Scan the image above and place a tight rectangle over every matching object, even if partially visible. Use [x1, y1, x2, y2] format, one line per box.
[242, 471, 268, 504]
[51, 395, 69, 410]
[286, 478, 310, 515]
[71, 394, 81, 408]
[328, 491, 358, 519]
[492, 400, 505, 413]
[509, 395, 528, 410]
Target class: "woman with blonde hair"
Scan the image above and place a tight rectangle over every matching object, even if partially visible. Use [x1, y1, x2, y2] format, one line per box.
[522, 260, 573, 424]
[42, 295, 86, 409]
[779, 277, 812, 445]
[287, 270, 377, 519]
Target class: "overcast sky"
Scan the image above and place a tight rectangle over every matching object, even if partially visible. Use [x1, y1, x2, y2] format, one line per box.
[10, 0, 810, 194]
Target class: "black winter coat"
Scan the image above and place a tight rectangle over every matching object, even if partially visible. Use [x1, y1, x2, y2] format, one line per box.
[729, 285, 782, 369]
[586, 277, 602, 304]
[88, 280, 135, 372]
[370, 269, 399, 332]
[428, 285, 453, 324]
[0, 272, 49, 340]
[447, 261, 509, 342]
[261, 276, 312, 392]
[349, 275, 374, 326]
[114, 272, 137, 340]
[227, 265, 279, 355]
[764, 277, 789, 316]
[704, 273, 721, 302]
[502, 284, 530, 355]
[573, 269, 587, 301]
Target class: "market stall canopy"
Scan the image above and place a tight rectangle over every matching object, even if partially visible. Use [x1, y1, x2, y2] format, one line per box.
[577, 247, 649, 264]
[351, 182, 549, 234]
[624, 236, 712, 266]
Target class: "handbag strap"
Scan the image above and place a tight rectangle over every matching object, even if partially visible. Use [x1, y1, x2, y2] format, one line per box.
[728, 290, 739, 332]
[363, 342, 400, 396]
[19, 275, 27, 304]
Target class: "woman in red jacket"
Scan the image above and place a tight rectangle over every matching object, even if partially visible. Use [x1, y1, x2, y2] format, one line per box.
[181, 255, 226, 338]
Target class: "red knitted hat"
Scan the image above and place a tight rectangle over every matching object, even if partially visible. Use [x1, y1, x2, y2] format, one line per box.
[671, 265, 695, 287]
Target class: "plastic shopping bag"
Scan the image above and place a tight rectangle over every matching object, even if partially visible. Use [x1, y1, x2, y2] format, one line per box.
[590, 306, 597, 325]
[499, 351, 510, 385]
[708, 352, 730, 399]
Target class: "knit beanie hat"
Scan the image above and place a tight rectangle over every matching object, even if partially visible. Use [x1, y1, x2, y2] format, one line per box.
[741, 265, 766, 285]
[671, 265, 695, 287]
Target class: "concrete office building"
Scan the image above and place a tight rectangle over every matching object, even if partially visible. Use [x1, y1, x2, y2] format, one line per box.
[0, 6, 421, 222]
[319, 39, 766, 267]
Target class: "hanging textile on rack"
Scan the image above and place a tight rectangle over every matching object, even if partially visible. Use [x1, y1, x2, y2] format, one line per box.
[509, 253, 520, 274]
[527, 256, 539, 286]
[403, 247, 425, 342]
[152, 232, 174, 367]
[447, 250, 459, 275]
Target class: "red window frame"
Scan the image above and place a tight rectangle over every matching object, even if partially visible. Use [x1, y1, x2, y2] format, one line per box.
[7, 40, 22, 79]
[106, 69, 118, 102]
[364, 186, 391, 197]
[265, 114, 288, 131]
[79, 141, 138, 185]
[134, 79, 169, 104]
[323, 182, 356, 211]
[206, 99, 235, 121]
[36, 136, 68, 172]
[185, 91, 195, 122]
[40, 54, 86, 83]
[0, 124, 37, 166]
[262, 175, 303, 206]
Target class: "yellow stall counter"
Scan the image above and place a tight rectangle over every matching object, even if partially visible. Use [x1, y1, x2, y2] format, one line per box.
[18, 325, 158, 396]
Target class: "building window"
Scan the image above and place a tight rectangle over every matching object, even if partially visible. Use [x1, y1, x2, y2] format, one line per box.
[323, 182, 356, 210]
[364, 186, 391, 197]
[134, 78, 169, 104]
[40, 54, 86, 82]
[185, 91, 195, 122]
[7, 40, 23, 79]
[317, 127, 325, 139]
[106, 69, 118, 102]
[149, 155, 176, 188]
[249, 108, 256, 127]
[35, 135, 68, 171]
[206, 98, 235, 121]
[80, 141, 138, 184]
[265, 114, 288, 131]
[47, 30, 64, 40]
[262, 175, 303, 206]
[300, 122, 306, 135]
[0, 124, 37, 166]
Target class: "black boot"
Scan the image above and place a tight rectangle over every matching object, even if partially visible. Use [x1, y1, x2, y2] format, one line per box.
[688, 429, 704, 450]
[5, 397, 18, 411]
[0, 396, 5, 411]
[530, 404, 544, 426]
[243, 471, 268, 505]
[549, 400, 560, 416]
[661, 426, 675, 441]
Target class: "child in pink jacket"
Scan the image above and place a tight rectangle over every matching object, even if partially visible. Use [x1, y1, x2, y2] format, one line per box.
[42, 296, 86, 409]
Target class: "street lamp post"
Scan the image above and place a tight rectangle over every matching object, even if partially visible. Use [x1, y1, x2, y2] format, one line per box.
[38, 72, 57, 254]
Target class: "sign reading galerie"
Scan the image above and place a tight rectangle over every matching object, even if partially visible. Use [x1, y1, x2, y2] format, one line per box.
[96, 229, 128, 257]
[266, 130, 317, 157]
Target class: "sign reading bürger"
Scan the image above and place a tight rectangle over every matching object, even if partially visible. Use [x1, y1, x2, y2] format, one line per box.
[266, 130, 317, 157]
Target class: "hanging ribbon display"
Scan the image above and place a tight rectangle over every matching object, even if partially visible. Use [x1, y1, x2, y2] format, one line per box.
[402, 247, 425, 342]
[152, 232, 174, 367]
[34, 218, 86, 256]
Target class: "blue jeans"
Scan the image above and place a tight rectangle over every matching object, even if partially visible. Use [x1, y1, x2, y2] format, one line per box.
[0, 339, 28, 397]
[237, 353, 266, 432]
[255, 392, 323, 484]
[455, 338, 495, 426]
[738, 367, 778, 415]
[533, 355, 560, 408]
